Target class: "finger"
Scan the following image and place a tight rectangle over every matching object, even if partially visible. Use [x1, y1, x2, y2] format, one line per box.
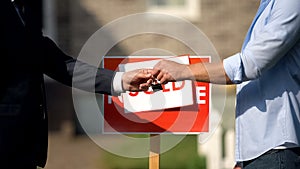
[160, 76, 167, 84]
[141, 69, 152, 75]
[151, 68, 160, 77]
[156, 72, 164, 81]
[136, 70, 152, 80]
[146, 79, 153, 85]
[160, 73, 174, 84]
[142, 70, 152, 78]
[145, 69, 154, 75]
[159, 73, 169, 84]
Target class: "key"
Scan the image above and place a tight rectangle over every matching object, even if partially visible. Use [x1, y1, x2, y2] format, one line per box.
[151, 83, 163, 91]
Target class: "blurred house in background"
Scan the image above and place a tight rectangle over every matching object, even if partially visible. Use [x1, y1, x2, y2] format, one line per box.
[43, 0, 258, 131]
[41, 0, 259, 168]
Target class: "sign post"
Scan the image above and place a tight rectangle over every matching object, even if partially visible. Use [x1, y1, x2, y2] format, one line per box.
[149, 134, 160, 169]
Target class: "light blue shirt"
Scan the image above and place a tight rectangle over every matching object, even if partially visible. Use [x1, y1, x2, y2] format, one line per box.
[223, 0, 300, 161]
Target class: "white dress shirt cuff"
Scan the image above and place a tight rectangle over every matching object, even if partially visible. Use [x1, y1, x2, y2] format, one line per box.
[112, 72, 124, 95]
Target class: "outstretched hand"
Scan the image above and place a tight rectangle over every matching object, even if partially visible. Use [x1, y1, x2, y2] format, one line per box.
[152, 60, 192, 84]
[122, 69, 153, 91]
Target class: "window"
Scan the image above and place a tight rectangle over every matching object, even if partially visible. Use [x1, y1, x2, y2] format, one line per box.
[147, 0, 201, 21]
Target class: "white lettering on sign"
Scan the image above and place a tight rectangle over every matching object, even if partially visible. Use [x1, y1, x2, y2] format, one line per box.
[107, 84, 208, 105]
[128, 81, 185, 96]
[122, 80, 193, 113]
[196, 86, 206, 104]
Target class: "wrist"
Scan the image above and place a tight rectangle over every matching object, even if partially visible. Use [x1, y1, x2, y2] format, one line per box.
[184, 65, 194, 80]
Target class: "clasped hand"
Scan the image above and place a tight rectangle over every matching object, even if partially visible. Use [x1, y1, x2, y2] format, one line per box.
[122, 60, 190, 92]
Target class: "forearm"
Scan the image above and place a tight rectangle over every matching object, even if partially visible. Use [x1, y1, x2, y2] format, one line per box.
[187, 62, 233, 84]
[42, 36, 114, 95]
[153, 60, 233, 84]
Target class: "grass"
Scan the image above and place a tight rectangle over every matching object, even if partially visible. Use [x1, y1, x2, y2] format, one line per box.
[99, 135, 206, 169]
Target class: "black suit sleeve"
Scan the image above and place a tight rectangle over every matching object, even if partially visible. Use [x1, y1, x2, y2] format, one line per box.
[41, 37, 114, 95]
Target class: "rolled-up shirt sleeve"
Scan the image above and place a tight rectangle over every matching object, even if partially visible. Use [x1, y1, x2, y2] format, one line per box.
[223, 53, 244, 84]
[224, 0, 300, 83]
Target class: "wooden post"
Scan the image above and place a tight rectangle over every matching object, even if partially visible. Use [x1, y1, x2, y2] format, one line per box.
[149, 134, 160, 169]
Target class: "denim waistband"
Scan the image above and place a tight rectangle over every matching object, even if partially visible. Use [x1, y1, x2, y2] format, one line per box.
[237, 147, 300, 168]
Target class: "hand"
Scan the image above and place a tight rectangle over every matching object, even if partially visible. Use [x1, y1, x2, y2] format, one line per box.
[122, 69, 153, 91]
[152, 60, 192, 84]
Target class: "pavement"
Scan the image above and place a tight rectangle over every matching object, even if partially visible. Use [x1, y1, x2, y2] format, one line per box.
[44, 121, 108, 169]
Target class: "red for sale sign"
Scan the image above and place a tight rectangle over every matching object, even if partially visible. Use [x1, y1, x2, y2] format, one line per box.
[102, 56, 210, 134]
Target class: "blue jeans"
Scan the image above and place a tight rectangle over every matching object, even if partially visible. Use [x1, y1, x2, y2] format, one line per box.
[242, 148, 300, 169]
